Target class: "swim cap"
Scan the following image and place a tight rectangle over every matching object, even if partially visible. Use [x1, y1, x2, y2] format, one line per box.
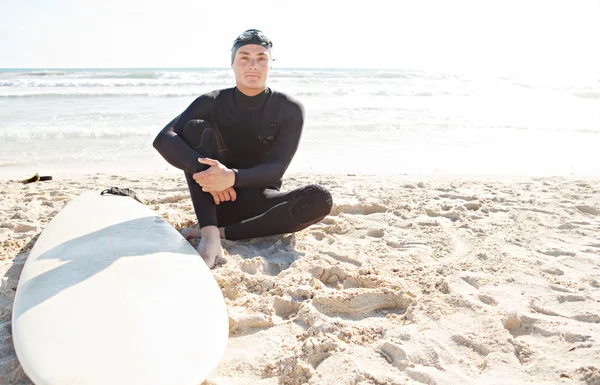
[231, 29, 274, 64]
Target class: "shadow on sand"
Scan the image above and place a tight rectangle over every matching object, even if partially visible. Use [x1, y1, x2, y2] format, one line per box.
[12, 216, 194, 320]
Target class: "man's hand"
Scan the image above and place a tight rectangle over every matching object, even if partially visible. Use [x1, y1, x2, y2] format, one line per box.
[210, 187, 237, 205]
[193, 158, 236, 192]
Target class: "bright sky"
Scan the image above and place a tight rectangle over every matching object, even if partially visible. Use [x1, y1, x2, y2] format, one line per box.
[1, 0, 599, 75]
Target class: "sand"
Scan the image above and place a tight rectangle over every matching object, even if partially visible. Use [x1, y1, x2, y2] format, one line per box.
[1, 171, 599, 385]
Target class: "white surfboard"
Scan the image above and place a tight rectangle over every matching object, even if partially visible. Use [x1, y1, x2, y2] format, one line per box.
[12, 190, 229, 385]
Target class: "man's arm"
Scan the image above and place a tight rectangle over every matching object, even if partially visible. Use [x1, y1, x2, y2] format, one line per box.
[152, 93, 216, 174]
[231, 99, 304, 188]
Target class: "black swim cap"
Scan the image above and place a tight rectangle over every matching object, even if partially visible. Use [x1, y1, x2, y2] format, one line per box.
[231, 29, 274, 64]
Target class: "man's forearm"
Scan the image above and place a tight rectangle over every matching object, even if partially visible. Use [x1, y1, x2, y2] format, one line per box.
[232, 161, 285, 188]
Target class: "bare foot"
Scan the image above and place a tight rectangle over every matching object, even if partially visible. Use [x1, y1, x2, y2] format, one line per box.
[197, 226, 223, 268]
[182, 227, 225, 240]
[181, 227, 202, 240]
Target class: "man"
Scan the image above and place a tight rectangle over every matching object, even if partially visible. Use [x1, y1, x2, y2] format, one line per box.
[153, 29, 333, 268]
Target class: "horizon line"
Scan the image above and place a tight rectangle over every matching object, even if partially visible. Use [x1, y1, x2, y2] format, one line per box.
[0, 66, 419, 70]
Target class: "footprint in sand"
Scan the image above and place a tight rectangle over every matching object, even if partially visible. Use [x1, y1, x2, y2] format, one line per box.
[309, 229, 336, 245]
[576, 205, 599, 216]
[311, 265, 349, 286]
[240, 257, 266, 275]
[300, 334, 340, 363]
[557, 223, 578, 230]
[311, 289, 412, 318]
[320, 217, 336, 225]
[157, 194, 187, 204]
[261, 252, 298, 276]
[509, 338, 535, 365]
[538, 249, 576, 257]
[451, 334, 490, 356]
[506, 310, 598, 342]
[366, 229, 385, 238]
[272, 296, 302, 320]
[477, 294, 498, 306]
[386, 240, 432, 252]
[542, 267, 565, 276]
[425, 207, 465, 221]
[557, 294, 586, 303]
[464, 202, 482, 211]
[271, 334, 341, 383]
[330, 200, 387, 216]
[13, 224, 39, 233]
[460, 273, 489, 290]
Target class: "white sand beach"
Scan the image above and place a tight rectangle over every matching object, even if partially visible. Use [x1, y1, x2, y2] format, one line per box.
[1, 171, 599, 384]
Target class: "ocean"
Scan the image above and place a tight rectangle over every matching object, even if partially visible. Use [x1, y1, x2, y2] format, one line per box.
[1, 68, 599, 177]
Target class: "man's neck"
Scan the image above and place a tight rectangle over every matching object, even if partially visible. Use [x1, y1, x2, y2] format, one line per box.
[236, 85, 266, 97]
[234, 87, 268, 109]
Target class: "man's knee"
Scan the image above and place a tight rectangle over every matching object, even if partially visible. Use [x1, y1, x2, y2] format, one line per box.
[291, 184, 333, 224]
[181, 120, 214, 158]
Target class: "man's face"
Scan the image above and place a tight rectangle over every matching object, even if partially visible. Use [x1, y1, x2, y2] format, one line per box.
[231, 44, 271, 95]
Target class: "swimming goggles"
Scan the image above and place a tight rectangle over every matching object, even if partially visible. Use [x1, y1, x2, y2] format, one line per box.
[232, 29, 273, 48]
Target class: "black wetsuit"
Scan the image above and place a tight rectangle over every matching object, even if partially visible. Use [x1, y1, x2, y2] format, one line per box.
[153, 87, 333, 240]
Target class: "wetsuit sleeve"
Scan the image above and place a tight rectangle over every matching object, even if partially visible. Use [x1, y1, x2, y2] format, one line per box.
[152, 93, 216, 174]
[232, 99, 304, 188]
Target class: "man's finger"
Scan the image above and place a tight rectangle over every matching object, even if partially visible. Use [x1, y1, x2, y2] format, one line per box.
[229, 188, 237, 201]
[219, 191, 228, 202]
[198, 157, 218, 166]
[196, 176, 209, 186]
[193, 172, 211, 183]
[222, 189, 231, 202]
[194, 170, 211, 180]
[211, 192, 220, 205]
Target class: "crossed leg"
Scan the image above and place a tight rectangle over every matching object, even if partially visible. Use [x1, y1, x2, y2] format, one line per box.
[179, 120, 333, 267]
